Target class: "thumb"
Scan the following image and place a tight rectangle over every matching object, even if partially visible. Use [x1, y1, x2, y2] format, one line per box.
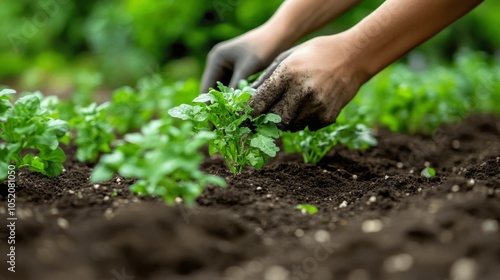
[248, 65, 289, 117]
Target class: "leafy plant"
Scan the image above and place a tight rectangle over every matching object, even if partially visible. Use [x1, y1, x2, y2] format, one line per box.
[283, 123, 377, 164]
[296, 204, 318, 215]
[69, 102, 115, 162]
[106, 86, 155, 134]
[351, 51, 500, 133]
[91, 120, 225, 206]
[0, 89, 68, 180]
[168, 82, 282, 174]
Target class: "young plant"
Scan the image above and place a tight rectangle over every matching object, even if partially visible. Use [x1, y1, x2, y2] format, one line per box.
[296, 204, 319, 215]
[91, 120, 225, 206]
[283, 123, 377, 164]
[168, 82, 281, 174]
[106, 86, 152, 134]
[69, 102, 115, 162]
[0, 89, 68, 180]
[421, 167, 436, 179]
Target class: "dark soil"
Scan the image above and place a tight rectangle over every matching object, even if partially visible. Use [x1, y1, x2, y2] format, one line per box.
[1, 115, 499, 280]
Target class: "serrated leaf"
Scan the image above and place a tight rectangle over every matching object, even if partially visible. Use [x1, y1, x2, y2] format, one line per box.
[250, 135, 279, 157]
[193, 93, 215, 103]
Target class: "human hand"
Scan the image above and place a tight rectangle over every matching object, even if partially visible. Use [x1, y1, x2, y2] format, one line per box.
[249, 34, 369, 132]
[201, 26, 291, 93]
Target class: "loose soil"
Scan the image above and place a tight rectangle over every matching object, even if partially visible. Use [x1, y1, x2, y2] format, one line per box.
[1, 115, 499, 280]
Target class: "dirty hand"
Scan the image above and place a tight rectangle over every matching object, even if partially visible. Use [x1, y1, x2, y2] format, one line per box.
[249, 34, 369, 132]
[201, 26, 292, 93]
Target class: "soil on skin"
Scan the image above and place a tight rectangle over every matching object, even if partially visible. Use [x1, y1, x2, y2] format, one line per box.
[1, 115, 499, 280]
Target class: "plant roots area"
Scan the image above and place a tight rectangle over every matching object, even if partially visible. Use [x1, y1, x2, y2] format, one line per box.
[1, 115, 499, 280]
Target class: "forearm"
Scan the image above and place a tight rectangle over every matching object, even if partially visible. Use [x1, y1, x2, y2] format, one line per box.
[261, 0, 362, 49]
[344, 0, 483, 80]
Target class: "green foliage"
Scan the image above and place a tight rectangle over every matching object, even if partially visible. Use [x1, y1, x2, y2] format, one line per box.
[3, 0, 497, 88]
[352, 50, 500, 133]
[91, 120, 225, 206]
[421, 167, 436, 179]
[106, 78, 202, 135]
[283, 124, 377, 165]
[169, 83, 281, 174]
[0, 89, 68, 180]
[296, 204, 319, 215]
[69, 102, 115, 162]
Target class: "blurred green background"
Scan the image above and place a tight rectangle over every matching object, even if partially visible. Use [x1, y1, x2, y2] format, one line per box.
[0, 0, 498, 94]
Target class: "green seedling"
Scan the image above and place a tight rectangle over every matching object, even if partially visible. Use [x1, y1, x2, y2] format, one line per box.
[69, 102, 115, 162]
[421, 167, 436, 179]
[283, 123, 377, 164]
[296, 204, 319, 215]
[168, 82, 281, 174]
[91, 119, 225, 206]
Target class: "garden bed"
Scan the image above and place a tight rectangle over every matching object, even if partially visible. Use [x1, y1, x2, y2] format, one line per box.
[1, 115, 499, 280]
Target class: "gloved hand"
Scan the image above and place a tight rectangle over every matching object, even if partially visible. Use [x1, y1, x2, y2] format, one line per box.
[248, 34, 369, 132]
[200, 27, 291, 93]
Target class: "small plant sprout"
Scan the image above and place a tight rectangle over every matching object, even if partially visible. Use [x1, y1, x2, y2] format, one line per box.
[283, 123, 377, 164]
[421, 167, 436, 179]
[69, 102, 115, 162]
[296, 204, 319, 215]
[91, 120, 225, 206]
[168, 82, 282, 174]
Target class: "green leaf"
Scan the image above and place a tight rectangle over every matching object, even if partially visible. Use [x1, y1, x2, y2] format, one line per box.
[39, 147, 66, 163]
[168, 104, 203, 120]
[256, 125, 280, 138]
[250, 135, 279, 157]
[0, 89, 16, 96]
[90, 165, 114, 182]
[262, 113, 281, 124]
[44, 161, 63, 177]
[14, 95, 41, 116]
[193, 93, 214, 103]
[27, 156, 46, 174]
[246, 152, 264, 169]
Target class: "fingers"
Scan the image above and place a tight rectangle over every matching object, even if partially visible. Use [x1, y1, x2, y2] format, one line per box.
[251, 47, 295, 89]
[291, 98, 340, 132]
[268, 83, 307, 131]
[201, 46, 234, 93]
[248, 65, 290, 118]
[251, 59, 281, 89]
[201, 62, 227, 94]
[229, 58, 263, 89]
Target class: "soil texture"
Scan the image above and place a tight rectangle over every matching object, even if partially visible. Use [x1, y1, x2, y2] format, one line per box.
[1, 115, 499, 280]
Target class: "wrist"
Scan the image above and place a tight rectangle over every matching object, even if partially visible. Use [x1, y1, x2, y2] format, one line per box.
[340, 25, 396, 83]
[259, 19, 301, 51]
[325, 32, 375, 85]
[249, 23, 297, 61]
